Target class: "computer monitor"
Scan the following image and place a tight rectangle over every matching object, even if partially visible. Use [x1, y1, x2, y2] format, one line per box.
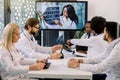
[35, 1, 88, 30]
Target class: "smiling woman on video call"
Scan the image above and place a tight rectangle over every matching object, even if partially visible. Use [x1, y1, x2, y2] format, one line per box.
[54, 4, 78, 29]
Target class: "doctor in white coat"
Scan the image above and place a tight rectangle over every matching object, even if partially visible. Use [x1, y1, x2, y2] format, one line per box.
[0, 23, 46, 80]
[17, 18, 62, 59]
[67, 16, 108, 58]
[68, 22, 120, 80]
[54, 4, 78, 29]
[80, 21, 94, 39]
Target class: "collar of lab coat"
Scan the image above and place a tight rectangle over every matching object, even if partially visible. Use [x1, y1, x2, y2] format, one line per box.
[62, 16, 71, 22]
[106, 38, 120, 53]
[109, 38, 120, 46]
[23, 30, 34, 41]
[97, 33, 105, 38]
[90, 33, 104, 40]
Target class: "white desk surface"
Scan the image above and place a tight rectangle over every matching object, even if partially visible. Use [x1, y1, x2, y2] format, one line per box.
[28, 58, 92, 80]
[61, 49, 87, 58]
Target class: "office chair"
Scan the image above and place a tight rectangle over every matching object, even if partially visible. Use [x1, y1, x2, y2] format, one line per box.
[93, 74, 107, 80]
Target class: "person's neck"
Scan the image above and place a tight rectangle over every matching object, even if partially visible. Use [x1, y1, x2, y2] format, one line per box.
[65, 17, 69, 20]
[26, 29, 32, 35]
[108, 37, 114, 43]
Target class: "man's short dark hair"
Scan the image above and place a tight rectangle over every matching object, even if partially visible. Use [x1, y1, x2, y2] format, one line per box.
[24, 18, 39, 30]
[91, 16, 106, 34]
[106, 21, 118, 39]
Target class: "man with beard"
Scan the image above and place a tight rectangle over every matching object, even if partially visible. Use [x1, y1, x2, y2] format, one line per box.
[17, 18, 62, 59]
[68, 22, 120, 80]
[67, 16, 108, 58]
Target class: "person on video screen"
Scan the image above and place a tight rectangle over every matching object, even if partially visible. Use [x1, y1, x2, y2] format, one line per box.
[54, 4, 78, 29]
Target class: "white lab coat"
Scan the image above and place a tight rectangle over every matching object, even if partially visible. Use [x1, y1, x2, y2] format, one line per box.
[0, 45, 37, 80]
[41, 16, 77, 29]
[81, 32, 94, 39]
[59, 16, 77, 29]
[71, 33, 108, 58]
[16, 30, 51, 59]
[79, 38, 120, 80]
[71, 32, 94, 49]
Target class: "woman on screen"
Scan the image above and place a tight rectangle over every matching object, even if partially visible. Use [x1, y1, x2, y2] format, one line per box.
[54, 4, 78, 29]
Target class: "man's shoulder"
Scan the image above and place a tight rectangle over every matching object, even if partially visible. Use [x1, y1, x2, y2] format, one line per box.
[19, 33, 27, 40]
[17, 34, 28, 45]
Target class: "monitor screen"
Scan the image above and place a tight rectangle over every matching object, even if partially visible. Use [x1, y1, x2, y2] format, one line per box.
[35, 1, 88, 30]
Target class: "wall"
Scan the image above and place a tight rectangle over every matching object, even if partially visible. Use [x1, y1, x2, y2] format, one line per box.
[78, 0, 120, 23]
[118, 0, 120, 23]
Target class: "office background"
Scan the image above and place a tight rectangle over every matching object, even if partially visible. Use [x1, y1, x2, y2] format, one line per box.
[0, 0, 120, 46]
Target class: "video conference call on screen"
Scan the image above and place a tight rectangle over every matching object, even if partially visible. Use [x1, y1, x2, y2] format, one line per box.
[36, 1, 88, 30]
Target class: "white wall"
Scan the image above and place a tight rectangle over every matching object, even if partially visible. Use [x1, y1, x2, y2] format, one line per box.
[78, 0, 120, 23]
[118, 0, 120, 23]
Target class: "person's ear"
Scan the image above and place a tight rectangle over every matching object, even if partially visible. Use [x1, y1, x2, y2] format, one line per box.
[104, 27, 106, 33]
[28, 25, 32, 30]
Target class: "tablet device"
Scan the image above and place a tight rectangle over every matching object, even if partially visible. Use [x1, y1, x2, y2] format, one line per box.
[43, 57, 51, 69]
[44, 63, 51, 69]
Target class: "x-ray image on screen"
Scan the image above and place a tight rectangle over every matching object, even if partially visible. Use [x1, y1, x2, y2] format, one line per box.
[43, 6, 60, 25]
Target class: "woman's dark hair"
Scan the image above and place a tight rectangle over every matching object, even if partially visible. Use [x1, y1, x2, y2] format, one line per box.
[24, 18, 39, 30]
[61, 4, 78, 24]
[91, 16, 106, 34]
[105, 22, 118, 39]
[86, 21, 91, 24]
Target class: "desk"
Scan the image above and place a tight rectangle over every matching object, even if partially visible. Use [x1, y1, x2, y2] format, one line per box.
[62, 49, 76, 58]
[28, 59, 92, 80]
[61, 49, 87, 58]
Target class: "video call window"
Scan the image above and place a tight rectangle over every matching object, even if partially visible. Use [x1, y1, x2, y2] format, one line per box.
[36, 1, 88, 30]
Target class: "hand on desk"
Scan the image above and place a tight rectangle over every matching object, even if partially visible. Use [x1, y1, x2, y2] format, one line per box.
[52, 44, 63, 51]
[29, 63, 45, 71]
[64, 40, 74, 52]
[68, 59, 80, 68]
[30, 58, 50, 70]
[36, 58, 46, 63]
[68, 59, 83, 68]
[50, 53, 62, 59]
